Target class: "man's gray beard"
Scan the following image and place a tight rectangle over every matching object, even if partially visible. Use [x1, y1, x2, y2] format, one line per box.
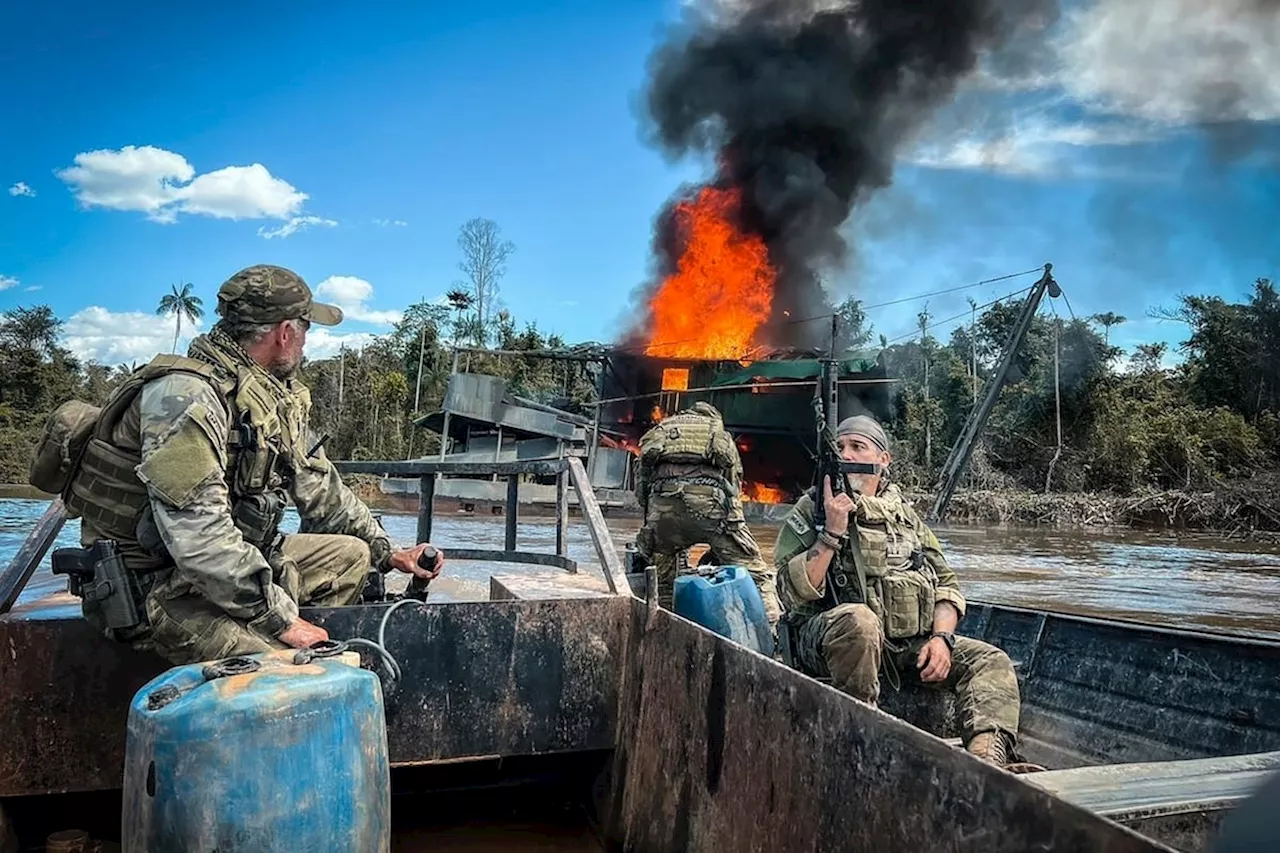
[269, 352, 302, 380]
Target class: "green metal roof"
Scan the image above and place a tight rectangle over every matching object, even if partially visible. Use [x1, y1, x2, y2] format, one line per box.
[709, 352, 883, 386]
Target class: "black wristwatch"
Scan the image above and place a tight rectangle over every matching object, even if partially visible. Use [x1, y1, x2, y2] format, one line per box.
[931, 631, 956, 651]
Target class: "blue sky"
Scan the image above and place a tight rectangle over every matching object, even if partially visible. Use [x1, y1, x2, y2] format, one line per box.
[2, 0, 1277, 367]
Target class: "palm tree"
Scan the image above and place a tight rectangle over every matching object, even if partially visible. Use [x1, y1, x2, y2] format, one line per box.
[1091, 311, 1127, 346]
[445, 287, 474, 345]
[156, 283, 204, 354]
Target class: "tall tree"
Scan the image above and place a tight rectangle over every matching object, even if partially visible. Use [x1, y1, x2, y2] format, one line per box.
[1091, 311, 1127, 346]
[0, 305, 61, 356]
[156, 283, 204, 353]
[833, 296, 874, 352]
[455, 218, 515, 346]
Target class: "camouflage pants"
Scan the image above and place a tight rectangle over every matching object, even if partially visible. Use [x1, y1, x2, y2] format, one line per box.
[143, 533, 370, 666]
[634, 490, 780, 627]
[795, 603, 1020, 741]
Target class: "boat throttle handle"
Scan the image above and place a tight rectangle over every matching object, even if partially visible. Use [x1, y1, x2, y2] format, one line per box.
[404, 545, 439, 602]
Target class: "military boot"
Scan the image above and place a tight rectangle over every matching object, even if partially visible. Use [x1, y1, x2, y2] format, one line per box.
[966, 731, 1045, 775]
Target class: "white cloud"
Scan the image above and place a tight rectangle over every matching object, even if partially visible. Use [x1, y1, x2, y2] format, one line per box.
[1056, 0, 1280, 125]
[258, 215, 338, 240]
[314, 275, 402, 325]
[0, 276, 17, 291]
[61, 304, 374, 364]
[373, 218, 408, 227]
[304, 329, 379, 360]
[909, 118, 1165, 178]
[62, 306, 204, 365]
[24, 285, 41, 292]
[907, 0, 1280, 179]
[56, 145, 311, 225]
[8, 182, 35, 197]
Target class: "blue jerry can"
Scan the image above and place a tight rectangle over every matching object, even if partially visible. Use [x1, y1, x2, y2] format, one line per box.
[122, 647, 390, 853]
[673, 565, 774, 655]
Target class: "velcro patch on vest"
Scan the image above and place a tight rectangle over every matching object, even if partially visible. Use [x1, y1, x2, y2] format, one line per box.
[135, 405, 223, 509]
[785, 512, 812, 538]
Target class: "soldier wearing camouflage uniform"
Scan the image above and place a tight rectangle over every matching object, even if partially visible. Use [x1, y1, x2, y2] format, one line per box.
[63, 265, 444, 665]
[633, 402, 780, 628]
[774, 415, 1035, 772]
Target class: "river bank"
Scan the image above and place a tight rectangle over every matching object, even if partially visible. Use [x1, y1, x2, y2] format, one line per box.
[904, 477, 1280, 540]
[8, 474, 1280, 540]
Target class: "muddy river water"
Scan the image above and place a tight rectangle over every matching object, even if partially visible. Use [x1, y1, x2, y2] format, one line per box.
[5, 497, 1279, 639]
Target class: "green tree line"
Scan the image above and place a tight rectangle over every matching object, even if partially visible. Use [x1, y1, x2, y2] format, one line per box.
[2, 276, 1277, 499]
[865, 278, 1280, 495]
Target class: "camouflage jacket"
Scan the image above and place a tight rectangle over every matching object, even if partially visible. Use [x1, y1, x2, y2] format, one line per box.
[132, 331, 392, 637]
[773, 484, 966, 632]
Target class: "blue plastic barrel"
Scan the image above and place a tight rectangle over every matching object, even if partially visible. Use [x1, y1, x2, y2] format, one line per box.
[122, 647, 390, 853]
[673, 565, 774, 655]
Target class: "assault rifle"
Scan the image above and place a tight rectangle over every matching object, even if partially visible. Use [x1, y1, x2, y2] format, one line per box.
[777, 371, 880, 671]
[810, 368, 878, 531]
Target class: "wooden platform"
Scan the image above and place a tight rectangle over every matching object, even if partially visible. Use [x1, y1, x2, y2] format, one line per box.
[1026, 751, 1280, 819]
[489, 573, 615, 601]
[489, 572, 646, 602]
[1024, 751, 1280, 852]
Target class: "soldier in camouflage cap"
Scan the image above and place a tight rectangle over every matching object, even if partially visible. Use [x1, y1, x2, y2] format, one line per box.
[63, 264, 446, 665]
[773, 414, 1039, 773]
[217, 264, 344, 328]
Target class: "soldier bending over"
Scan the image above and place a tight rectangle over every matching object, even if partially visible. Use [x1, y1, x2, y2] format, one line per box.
[633, 402, 780, 629]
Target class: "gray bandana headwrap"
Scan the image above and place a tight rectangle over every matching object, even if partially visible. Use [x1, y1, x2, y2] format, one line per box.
[836, 415, 889, 452]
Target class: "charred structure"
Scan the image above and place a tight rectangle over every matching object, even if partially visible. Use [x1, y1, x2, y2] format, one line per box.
[598, 349, 892, 504]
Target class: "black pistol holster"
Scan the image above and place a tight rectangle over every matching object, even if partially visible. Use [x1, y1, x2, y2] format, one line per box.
[51, 539, 142, 631]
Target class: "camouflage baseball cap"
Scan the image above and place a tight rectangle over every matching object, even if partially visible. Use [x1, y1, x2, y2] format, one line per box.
[215, 264, 343, 327]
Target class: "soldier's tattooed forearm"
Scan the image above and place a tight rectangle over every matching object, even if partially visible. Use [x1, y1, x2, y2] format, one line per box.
[807, 547, 821, 561]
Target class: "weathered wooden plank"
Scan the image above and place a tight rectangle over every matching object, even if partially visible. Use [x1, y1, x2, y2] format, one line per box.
[489, 574, 613, 602]
[335, 459, 566, 476]
[602, 599, 1175, 853]
[1025, 751, 1280, 817]
[565, 457, 629, 597]
[0, 497, 67, 615]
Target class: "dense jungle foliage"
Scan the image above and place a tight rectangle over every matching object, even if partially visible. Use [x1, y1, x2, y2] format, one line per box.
[3, 277, 1278, 513]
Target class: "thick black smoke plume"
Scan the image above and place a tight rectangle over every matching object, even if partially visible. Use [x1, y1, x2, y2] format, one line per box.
[636, 0, 1053, 353]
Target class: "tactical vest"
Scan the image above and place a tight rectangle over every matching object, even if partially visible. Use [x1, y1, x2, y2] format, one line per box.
[61, 338, 301, 572]
[827, 487, 939, 641]
[639, 408, 737, 480]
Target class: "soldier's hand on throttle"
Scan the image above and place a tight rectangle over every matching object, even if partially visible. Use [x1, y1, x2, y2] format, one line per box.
[822, 475, 856, 536]
[278, 618, 329, 650]
[388, 543, 445, 580]
[917, 637, 952, 683]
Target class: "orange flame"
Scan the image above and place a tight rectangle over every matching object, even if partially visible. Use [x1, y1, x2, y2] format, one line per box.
[644, 186, 775, 360]
[661, 368, 690, 391]
[742, 482, 787, 504]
